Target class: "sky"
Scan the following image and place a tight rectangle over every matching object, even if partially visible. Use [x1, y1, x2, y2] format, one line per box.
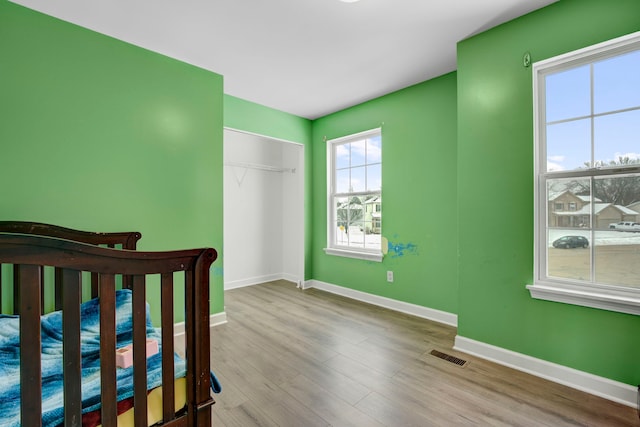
[335, 134, 382, 193]
[545, 49, 640, 172]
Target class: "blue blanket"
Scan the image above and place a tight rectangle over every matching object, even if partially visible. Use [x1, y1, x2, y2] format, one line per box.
[0, 290, 190, 427]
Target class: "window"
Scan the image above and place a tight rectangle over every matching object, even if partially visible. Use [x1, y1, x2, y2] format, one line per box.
[554, 202, 564, 211]
[528, 31, 640, 315]
[325, 128, 382, 261]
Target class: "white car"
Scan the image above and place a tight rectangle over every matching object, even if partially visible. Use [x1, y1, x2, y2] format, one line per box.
[608, 221, 640, 232]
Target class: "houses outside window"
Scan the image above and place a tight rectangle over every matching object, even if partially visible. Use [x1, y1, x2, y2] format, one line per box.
[325, 128, 382, 261]
[528, 31, 640, 315]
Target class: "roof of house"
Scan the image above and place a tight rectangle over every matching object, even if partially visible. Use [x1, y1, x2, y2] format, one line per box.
[554, 203, 638, 216]
[548, 190, 602, 203]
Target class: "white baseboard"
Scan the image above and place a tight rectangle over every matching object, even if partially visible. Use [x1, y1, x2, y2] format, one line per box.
[224, 273, 284, 290]
[281, 273, 301, 285]
[173, 311, 228, 339]
[304, 279, 458, 327]
[225, 273, 301, 290]
[454, 335, 637, 408]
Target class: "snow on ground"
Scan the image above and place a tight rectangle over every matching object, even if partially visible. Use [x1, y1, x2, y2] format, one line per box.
[335, 226, 381, 248]
[549, 229, 640, 246]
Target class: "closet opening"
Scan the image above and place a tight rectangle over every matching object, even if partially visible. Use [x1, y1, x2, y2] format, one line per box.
[223, 128, 304, 290]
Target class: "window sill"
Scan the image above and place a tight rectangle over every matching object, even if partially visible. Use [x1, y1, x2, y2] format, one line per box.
[324, 247, 383, 262]
[526, 282, 640, 315]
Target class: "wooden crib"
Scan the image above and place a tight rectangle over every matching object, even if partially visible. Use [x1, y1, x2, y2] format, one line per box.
[0, 221, 142, 311]
[0, 222, 217, 427]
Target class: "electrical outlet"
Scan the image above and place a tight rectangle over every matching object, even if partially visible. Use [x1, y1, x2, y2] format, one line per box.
[387, 271, 394, 283]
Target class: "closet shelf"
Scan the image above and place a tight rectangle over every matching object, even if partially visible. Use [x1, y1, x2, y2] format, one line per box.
[225, 161, 296, 173]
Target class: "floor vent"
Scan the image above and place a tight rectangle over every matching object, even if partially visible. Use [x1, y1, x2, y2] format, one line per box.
[430, 349, 467, 367]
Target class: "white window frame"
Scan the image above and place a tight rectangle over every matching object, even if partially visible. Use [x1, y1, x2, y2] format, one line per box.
[527, 31, 640, 315]
[324, 128, 383, 262]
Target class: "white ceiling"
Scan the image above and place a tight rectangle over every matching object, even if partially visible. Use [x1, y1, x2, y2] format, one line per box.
[11, 0, 557, 119]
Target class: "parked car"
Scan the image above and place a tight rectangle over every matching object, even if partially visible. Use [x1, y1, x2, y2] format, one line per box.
[608, 221, 640, 232]
[552, 236, 589, 249]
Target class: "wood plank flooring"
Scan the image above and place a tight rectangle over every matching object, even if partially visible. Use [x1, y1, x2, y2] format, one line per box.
[211, 280, 637, 426]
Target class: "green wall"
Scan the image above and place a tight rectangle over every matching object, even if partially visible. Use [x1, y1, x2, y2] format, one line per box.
[223, 95, 314, 279]
[312, 73, 459, 314]
[0, 1, 224, 319]
[4, 0, 639, 391]
[224, 95, 312, 145]
[457, 0, 640, 385]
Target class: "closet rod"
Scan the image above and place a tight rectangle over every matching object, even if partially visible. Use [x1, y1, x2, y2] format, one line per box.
[225, 161, 295, 173]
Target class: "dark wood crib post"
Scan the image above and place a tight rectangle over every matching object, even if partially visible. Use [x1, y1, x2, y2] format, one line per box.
[186, 248, 216, 427]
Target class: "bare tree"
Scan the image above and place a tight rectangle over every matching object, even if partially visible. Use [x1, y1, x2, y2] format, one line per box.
[569, 156, 640, 205]
[336, 197, 363, 233]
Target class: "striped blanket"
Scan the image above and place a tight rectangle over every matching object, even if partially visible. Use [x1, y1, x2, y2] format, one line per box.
[0, 289, 186, 427]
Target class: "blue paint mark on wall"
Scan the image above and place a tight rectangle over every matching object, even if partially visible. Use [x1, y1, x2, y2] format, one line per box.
[387, 241, 418, 258]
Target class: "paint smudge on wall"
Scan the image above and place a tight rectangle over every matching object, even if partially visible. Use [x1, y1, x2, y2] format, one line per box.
[387, 240, 418, 258]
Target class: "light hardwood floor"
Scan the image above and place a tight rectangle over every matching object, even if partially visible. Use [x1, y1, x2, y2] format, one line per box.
[211, 280, 637, 426]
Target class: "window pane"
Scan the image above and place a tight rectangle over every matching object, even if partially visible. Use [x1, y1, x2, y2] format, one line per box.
[351, 139, 366, 167]
[336, 143, 350, 169]
[546, 118, 591, 171]
[547, 228, 592, 281]
[546, 175, 640, 288]
[593, 174, 640, 224]
[334, 197, 349, 245]
[367, 136, 382, 163]
[333, 219, 347, 245]
[367, 164, 382, 192]
[336, 169, 350, 193]
[594, 173, 640, 287]
[594, 229, 640, 287]
[364, 227, 381, 250]
[545, 65, 591, 122]
[363, 200, 382, 250]
[594, 50, 640, 114]
[594, 109, 640, 166]
[350, 166, 366, 192]
[334, 196, 365, 248]
[547, 178, 591, 229]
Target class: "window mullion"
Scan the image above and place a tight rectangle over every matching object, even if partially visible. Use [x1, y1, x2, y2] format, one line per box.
[589, 64, 595, 285]
[590, 63, 595, 169]
[590, 176, 595, 284]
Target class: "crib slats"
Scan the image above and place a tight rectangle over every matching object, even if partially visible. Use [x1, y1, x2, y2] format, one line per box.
[13, 266, 20, 315]
[132, 274, 148, 427]
[40, 267, 46, 315]
[161, 272, 176, 422]
[91, 272, 99, 300]
[55, 267, 63, 311]
[62, 268, 82, 426]
[99, 274, 118, 427]
[185, 269, 196, 426]
[17, 264, 42, 427]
